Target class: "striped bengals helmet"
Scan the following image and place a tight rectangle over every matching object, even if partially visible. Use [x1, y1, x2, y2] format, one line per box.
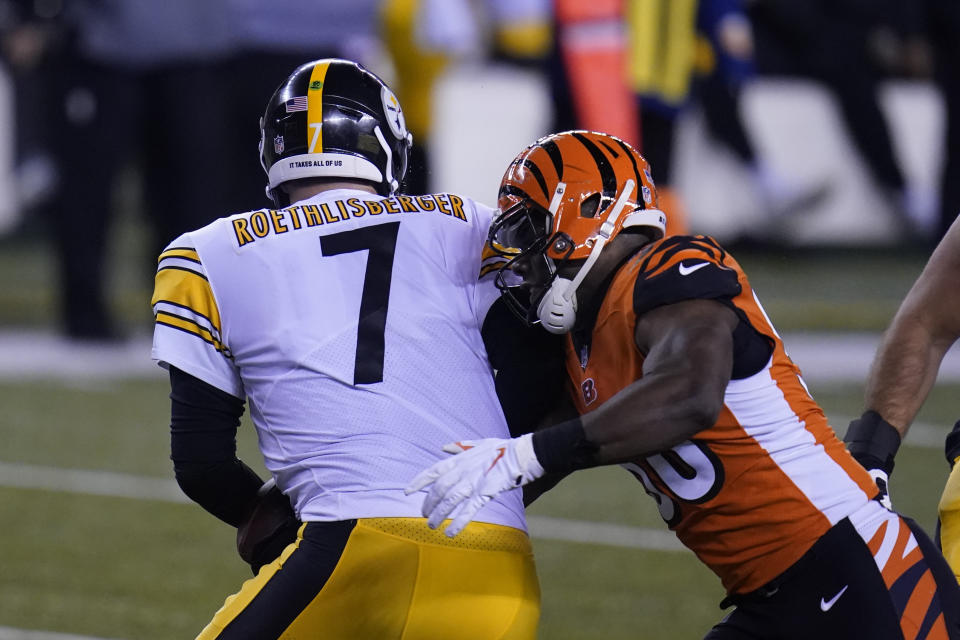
[489, 130, 666, 330]
[259, 58, 412, 204]
[493, 130, 665, 260]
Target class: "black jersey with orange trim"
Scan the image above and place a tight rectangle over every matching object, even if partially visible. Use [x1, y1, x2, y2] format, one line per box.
[563, 235, 880, 594]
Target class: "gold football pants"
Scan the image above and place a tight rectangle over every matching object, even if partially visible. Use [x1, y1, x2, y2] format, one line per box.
[197, 517, 540, 639]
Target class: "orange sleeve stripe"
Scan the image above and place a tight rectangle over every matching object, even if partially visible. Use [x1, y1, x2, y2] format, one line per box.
[899, 568, 937, 639]
[637, 236, 727, 279]
[644, 247, 712, 278]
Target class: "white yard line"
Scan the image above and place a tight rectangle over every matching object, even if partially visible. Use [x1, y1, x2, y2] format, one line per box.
[0, 462, 187, 503]
[527, 514, 685, 551]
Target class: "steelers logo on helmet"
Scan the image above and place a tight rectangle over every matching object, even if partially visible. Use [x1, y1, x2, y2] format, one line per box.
[381, 85, 408, 142]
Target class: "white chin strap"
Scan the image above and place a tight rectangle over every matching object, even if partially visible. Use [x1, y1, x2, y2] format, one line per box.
[373, 125, 400, 194]
[537, 275, 578, 334]
[537, 179, 636, 334]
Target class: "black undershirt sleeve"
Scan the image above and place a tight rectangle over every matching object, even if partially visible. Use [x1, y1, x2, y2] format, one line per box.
[168, 366, 263, 527]
[482, 298, 567, 437]
[728, 305, 775, 380]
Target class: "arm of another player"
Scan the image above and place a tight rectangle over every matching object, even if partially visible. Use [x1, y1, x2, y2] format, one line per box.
[847, 217, 960, 499]
[481, 297, 573, 505]
[862, 217, 960, 434]
[407, 297, 738, 536]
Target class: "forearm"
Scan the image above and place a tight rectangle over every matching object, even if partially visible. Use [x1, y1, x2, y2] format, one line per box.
[169, 366, 260, 527]
[867, 218, 960, 433]
[865, 315, 951, 434]
[174, 458, 264, 527]
[532, 373, 717, 474]
[588, 372, 715, 462]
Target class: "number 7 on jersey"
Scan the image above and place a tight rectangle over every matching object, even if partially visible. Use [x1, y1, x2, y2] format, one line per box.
[319, 221, 400, 385]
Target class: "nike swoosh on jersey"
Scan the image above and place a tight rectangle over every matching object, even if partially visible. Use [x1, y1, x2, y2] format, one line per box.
[819, 585, 848, 612]
[678, 261, 710, 276]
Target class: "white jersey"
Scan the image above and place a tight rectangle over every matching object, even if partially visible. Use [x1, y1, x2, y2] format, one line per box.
[151, 188, 525, 530]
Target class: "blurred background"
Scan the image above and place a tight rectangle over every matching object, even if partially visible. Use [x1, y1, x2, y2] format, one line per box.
[2, 0, 960, 639]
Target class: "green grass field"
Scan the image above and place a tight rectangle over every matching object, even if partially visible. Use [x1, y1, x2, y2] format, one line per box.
[0, 217, 955, 639]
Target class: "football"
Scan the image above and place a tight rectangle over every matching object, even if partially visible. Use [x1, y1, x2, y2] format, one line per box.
[236, 478, 301, 569]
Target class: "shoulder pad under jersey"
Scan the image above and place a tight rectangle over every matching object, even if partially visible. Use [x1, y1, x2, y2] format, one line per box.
[632, 235, 742, 316]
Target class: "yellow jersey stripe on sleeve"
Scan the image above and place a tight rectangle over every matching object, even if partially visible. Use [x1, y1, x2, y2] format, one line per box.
[158, 247, 200, 264]
[152, 262, 227, 353]
[480, 243, 510, 281]
[155, 310, 229, 355]
[479, 261, 504, 279]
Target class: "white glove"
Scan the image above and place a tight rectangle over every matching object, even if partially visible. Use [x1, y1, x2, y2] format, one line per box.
[405, 434, 545, 537]
[867, 468, 893, 510]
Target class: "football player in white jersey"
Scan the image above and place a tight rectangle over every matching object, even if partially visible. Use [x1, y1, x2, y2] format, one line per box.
[151, 59, 541, 639]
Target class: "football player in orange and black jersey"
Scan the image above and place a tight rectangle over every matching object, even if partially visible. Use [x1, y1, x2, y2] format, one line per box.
[408, 130, 960, 638]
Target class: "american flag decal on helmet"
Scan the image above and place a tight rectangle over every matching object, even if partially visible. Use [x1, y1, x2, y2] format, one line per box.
[285, 96, 308, 112]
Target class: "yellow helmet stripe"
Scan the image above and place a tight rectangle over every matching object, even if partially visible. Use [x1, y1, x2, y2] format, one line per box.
[306, 61, 330, 153]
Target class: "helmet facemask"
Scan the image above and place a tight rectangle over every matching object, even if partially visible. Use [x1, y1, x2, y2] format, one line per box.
[490, 130, 667, 332]
[490, 198, 576, 326]
[492, 178, 651, 333]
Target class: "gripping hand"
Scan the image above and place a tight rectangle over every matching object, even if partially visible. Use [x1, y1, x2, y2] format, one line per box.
[405, 434, 545, 537]
[237, 478, 301, 574]
[865, 468, 893, 510]
[845, 411, 901, 510]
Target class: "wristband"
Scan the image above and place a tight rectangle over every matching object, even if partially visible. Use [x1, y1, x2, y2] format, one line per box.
[532, 418, 598, 474]
[844, 410, 902, 476]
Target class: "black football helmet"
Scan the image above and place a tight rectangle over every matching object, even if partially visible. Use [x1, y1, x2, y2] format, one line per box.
[259, 58, 413, 204]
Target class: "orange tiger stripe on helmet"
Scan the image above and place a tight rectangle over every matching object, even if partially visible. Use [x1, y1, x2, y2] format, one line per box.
[497, 130, 664, 261]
